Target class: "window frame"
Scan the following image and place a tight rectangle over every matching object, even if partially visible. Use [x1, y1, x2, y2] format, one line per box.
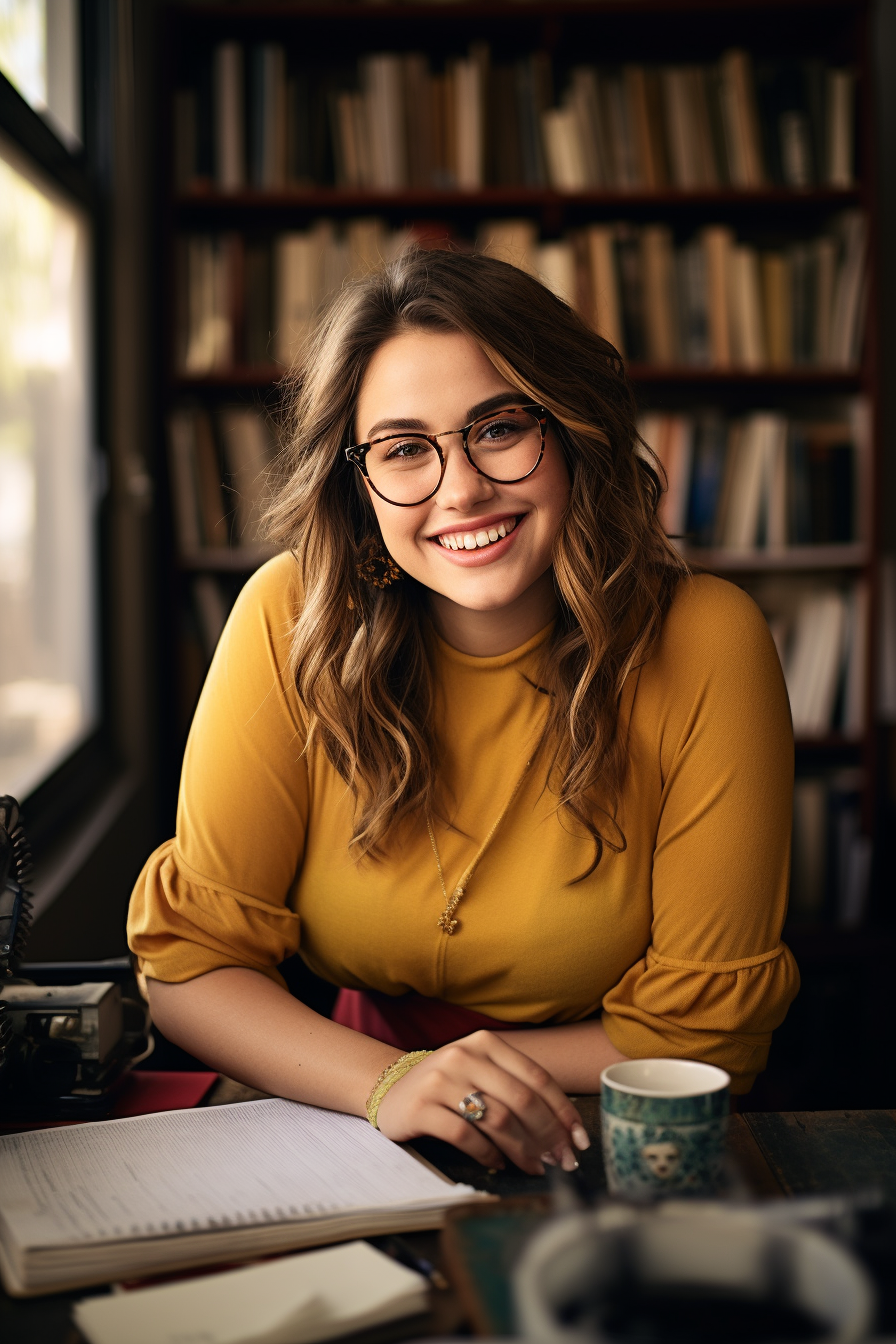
[0, 5, 116, 861]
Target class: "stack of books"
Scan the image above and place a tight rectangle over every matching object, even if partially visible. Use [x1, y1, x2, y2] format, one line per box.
[174, 211, 866, 375]
[638, 408, 866, 551]
[173, 43, 856, 195]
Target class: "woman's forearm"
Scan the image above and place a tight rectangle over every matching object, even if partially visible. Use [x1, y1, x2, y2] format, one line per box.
[146, 968, 400, 1115]
[495, 1019, 627, 1092]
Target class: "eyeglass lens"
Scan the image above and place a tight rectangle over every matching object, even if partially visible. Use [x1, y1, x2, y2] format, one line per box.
[365, 408, 543, 505]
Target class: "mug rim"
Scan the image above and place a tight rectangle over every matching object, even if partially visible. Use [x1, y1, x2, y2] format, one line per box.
[601, 1058, 730, 1098]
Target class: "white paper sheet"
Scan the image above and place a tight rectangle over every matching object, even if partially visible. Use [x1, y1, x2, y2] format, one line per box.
[73, 1240, 429, 1344]
[0, 1099, 476, 1250]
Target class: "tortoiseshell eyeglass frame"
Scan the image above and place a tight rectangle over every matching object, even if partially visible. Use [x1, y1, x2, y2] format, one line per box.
[344, 404, 549, 507]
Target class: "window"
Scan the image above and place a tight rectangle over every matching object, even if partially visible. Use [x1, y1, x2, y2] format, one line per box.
[0, 0, 97, 802]
[0, 0, 81, 148]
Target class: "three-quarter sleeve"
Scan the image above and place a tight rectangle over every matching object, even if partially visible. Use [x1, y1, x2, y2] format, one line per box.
[601, 577, 800, 1091]
[128, 555, 309, 987]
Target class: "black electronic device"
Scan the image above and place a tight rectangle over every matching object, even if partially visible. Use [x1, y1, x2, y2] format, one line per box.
[0, 797, 152, 1120]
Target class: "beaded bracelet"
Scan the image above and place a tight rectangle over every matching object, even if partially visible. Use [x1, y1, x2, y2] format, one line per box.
[365, 1050, 432, 1129]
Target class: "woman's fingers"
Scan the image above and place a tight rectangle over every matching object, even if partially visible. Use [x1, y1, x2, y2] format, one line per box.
[440, 1055, 571, 1168]
[418, 1103, 506, 1170]
[374, 1029, 592, 1174]
[472, 1032, 586, 1136]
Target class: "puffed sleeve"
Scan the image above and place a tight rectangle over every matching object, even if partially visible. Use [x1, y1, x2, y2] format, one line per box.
[127, 554, 309, 988]
[601, 576, 800, 1093]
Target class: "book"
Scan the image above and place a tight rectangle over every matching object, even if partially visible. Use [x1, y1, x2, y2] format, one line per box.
[0, 1097, 486, 1295]
[362, 54, 406, 190]
[167, 410, 203, 555]
[542, 103, 588, 191]
[193, 576, 230, 659]
[213, 42, 246, 193]
[585, 224, 625, 354]
[535, 240, 576, 306]
[73, 1239, 430, 1344]
[193, 410, 229, 547]
[785, 589, 847, 736]
[826, 68, 855, 186]
[218, 407, 275, 545]
[476, 218, 538, 276]
[717, 49, 765, 188]
[790, 777, 828, 919]
[454, 50, 485, 190]
[728, 245, 765, 368]
[701, 225, 733, 366]
[641, 225, 678, 365]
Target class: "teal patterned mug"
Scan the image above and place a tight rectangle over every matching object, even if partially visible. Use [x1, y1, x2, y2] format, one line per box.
[600, 1059, 730, 1199]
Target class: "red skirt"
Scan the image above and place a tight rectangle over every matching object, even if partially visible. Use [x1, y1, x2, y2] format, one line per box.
[332, 988, 533, 1051]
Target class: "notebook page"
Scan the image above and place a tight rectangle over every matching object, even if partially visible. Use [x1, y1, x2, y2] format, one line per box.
[0, 1099, 477, 1250]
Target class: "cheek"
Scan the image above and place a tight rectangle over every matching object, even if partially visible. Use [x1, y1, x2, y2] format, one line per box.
[367, 490, 425, 563]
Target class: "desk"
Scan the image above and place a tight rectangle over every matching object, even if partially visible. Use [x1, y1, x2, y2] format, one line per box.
[3, 1093, 895, 1344]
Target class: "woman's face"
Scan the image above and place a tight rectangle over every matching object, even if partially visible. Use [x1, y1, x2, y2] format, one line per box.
[354, 329, 571, 621]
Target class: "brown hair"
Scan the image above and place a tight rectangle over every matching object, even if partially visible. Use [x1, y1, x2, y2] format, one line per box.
[266, 248, 687, 872]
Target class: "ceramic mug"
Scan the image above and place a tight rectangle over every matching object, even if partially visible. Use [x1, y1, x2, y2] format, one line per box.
[600, 1058, 730, 1198]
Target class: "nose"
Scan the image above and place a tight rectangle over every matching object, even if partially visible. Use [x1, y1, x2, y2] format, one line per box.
[435, 438, 495, 511]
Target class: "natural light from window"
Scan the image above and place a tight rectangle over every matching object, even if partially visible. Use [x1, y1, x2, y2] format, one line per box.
[0, 138, 96, 799]
[0, 0, 81, 148]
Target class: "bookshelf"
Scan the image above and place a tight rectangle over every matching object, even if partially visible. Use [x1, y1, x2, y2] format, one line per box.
[155, 0, 883, 969]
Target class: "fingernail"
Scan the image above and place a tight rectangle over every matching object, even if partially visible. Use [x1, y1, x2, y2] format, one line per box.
[571, 1123, 591, 1152]
[541, 1151, 558, 1167]
[561, 1146, 580, 1173]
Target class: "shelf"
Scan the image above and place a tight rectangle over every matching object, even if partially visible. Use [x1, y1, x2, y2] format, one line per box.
[179, 547, 281, 572]
[793, 734, 865, 752]
[684, 544, 869, 572]
[172, 367, 284, 391]
[176, 0, 866, 28]
[172, 364, 863, 393]
[174, 185, 862, 219]
[628, 365, 862, 390]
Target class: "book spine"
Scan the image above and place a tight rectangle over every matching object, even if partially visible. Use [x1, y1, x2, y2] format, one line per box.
[213, 41, 246, 193]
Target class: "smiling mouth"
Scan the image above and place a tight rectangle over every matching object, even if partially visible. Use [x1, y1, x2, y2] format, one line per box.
[434, 516, 519, 552]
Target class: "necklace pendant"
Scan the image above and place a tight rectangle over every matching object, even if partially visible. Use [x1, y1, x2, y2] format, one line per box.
[437, 911, 459, 935]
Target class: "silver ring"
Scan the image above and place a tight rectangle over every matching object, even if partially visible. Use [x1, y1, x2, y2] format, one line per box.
[459, 1091, 487, 1122]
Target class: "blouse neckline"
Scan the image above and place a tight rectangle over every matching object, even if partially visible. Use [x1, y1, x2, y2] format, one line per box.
[432, 620, 555, 670]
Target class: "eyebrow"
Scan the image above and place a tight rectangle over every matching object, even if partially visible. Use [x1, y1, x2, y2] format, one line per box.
[363, 392, 526, 442]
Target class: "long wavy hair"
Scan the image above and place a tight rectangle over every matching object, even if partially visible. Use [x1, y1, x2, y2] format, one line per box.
[266, 248, 687, 873]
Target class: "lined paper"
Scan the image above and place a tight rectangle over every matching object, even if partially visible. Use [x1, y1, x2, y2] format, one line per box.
[0, 1099, 475, 1249]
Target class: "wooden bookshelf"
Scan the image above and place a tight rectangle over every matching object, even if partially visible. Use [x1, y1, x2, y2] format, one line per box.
[155, 0, 882, 948]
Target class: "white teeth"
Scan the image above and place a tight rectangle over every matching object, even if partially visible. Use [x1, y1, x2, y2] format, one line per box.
[436, 517, 518, 550]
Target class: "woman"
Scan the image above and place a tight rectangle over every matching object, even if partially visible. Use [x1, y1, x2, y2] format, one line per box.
[129, 249, 798, 1177]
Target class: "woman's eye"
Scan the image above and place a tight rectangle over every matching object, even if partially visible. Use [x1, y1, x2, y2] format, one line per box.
[479, 419, 517, 442]
[385, 439, 427, 460]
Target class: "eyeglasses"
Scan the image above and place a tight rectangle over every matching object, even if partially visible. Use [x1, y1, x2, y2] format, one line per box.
[345, 404, 548, 507]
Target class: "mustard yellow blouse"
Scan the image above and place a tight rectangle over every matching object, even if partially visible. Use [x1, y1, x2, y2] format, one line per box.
[128, 554, 799, 1091]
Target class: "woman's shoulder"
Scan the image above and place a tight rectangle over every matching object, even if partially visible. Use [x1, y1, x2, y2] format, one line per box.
[643, 570, 785, 703]
[216, 551, 303, 677]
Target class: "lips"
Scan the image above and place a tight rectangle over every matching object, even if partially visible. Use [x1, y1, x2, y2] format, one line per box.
[434, 516, 518, 552]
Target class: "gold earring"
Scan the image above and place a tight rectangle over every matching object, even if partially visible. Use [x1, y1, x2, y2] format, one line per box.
[356, 535, 402, 588]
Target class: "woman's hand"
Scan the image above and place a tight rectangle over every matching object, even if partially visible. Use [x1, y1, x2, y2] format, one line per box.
[374, 1030, 590, 1175]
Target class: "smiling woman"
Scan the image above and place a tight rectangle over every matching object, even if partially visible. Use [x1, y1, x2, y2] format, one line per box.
[128, 249, 799, 1177]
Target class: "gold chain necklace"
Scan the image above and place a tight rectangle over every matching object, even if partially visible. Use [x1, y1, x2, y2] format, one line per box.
[427, 759, 532, 936]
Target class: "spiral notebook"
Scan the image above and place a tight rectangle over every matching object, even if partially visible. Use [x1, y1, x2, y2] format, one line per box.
[0, 1097, 488, 1296]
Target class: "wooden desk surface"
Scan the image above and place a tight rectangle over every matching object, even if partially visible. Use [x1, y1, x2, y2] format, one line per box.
[3, 1091, 895, 1344]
